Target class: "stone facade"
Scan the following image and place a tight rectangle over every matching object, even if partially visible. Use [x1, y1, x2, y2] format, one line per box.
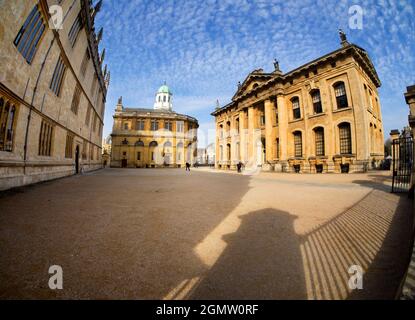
[212, 33, 384, 173]
[111, 87, 198, 168]
[0, 0, 109, 190]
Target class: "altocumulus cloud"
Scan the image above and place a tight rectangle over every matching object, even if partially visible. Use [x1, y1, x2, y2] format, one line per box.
[95, 0, 415, 147]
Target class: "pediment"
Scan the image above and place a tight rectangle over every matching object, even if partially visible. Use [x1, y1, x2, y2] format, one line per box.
[232, 71, 273, 100]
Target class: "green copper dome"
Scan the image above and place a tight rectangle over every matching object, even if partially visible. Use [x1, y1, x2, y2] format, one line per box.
[158, 84, 172, 94]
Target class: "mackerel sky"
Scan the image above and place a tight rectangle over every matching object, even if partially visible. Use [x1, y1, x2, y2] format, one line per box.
[95, 0, 415, 147]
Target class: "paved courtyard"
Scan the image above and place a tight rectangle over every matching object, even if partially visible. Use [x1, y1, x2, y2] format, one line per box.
[0, 168, 413, 299]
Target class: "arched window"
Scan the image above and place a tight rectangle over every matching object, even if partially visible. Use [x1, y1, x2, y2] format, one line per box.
[235, 118, 239, 133]
[163, 95, 166, 102]
[149, 141, 158, 147]
[339, 122, 352, 154]
[158, 96, 161, 102]
[291, 97, 301, 119]
[226, 121, 231, 133]
[227, 143, 231, 160]
[311, 90, 322, 114]
[314, 127, 325, 156]
[333, 82, 348, 109]
[293, 131, 302, 157]
[135, 140, 144, 147]
[177, 142, 183, 149]
[219, 124, 223, 138]
[0, 98, 10, 151]
[220, 145, 223, 160]
[164, 141, 172, 148]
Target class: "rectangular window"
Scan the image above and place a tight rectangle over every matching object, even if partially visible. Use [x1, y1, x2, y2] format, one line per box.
[292, 98, 301, 119]
[176, 121, 184, 132]
[50, 56, 67, 96]
[65, 133, 74, 159]
[151, 120, 158, 131]
[339, 124, 352, 154]
[0, 98, 18, 152]
[68, 14, 83, 47]
[275, 138, 279, 159]
[90, 144, 94, 160]
[38, 120, 53, 156]
[85, 103, 91, 126]
[334, 83, 348, 109]
[91, 76, 97, 96]
[136, 120, 145, 130]
[315, 129, 325, 156]
[93, 114, 98, 132]
[294, 132, 302, 157]
[70, 85, 82, 114]
[165, 121, 172, 131]
[260, 114, 265, 126]
[312, 91, 323, 114]
[82, 140, 87, 160]
[137, 152, 141, 161]
[14, 5, 46, 64]
[80, 49, 90, 77]
[124, 122, 129, 130]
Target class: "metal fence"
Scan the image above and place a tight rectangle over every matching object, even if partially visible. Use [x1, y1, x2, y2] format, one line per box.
[392, 136, 413, 193]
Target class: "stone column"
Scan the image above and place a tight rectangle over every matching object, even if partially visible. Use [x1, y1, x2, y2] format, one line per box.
[247, 106, 256, 166]
[277, 94, 288, 170]
[264, 99, 274, 163]
[239, 110, 246, 162]
[390, 129, 400, 174]
[215, 122, 220, 169]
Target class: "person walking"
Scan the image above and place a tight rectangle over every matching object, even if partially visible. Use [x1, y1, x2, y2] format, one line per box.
[185, 162, 191, 171]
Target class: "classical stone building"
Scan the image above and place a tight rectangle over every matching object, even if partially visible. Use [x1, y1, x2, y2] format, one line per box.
[0, 0, 109, 190]
[102, 135, 111, 167]
[111, 85, 198, 168]
[212, 32, 384, 173]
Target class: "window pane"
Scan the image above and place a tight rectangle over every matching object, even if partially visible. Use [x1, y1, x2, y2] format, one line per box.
[315, 128, 325, 156]
[339, 123, 352, 154]
[294, 132, 302, 157]
[334, 83, 348, 109]
[14, 6, 45, 64]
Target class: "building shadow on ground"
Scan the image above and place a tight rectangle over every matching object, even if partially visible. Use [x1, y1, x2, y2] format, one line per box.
[187, 208, 307, 300]
[346, 178, 414, 299]
[186, 175, 414, 300]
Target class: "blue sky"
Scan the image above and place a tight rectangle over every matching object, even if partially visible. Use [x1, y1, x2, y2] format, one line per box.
[95, 0, 415, 147]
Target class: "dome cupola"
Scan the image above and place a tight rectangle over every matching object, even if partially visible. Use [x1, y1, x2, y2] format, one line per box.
[154, 82, 173, 111]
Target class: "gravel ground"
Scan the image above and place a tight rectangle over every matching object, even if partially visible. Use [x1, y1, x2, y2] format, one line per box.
[0, 168, 412, 299]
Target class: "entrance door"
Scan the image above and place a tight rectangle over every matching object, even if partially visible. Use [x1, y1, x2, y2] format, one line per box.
[121, 159, 127, 168]
[75, 145, 80, 174]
